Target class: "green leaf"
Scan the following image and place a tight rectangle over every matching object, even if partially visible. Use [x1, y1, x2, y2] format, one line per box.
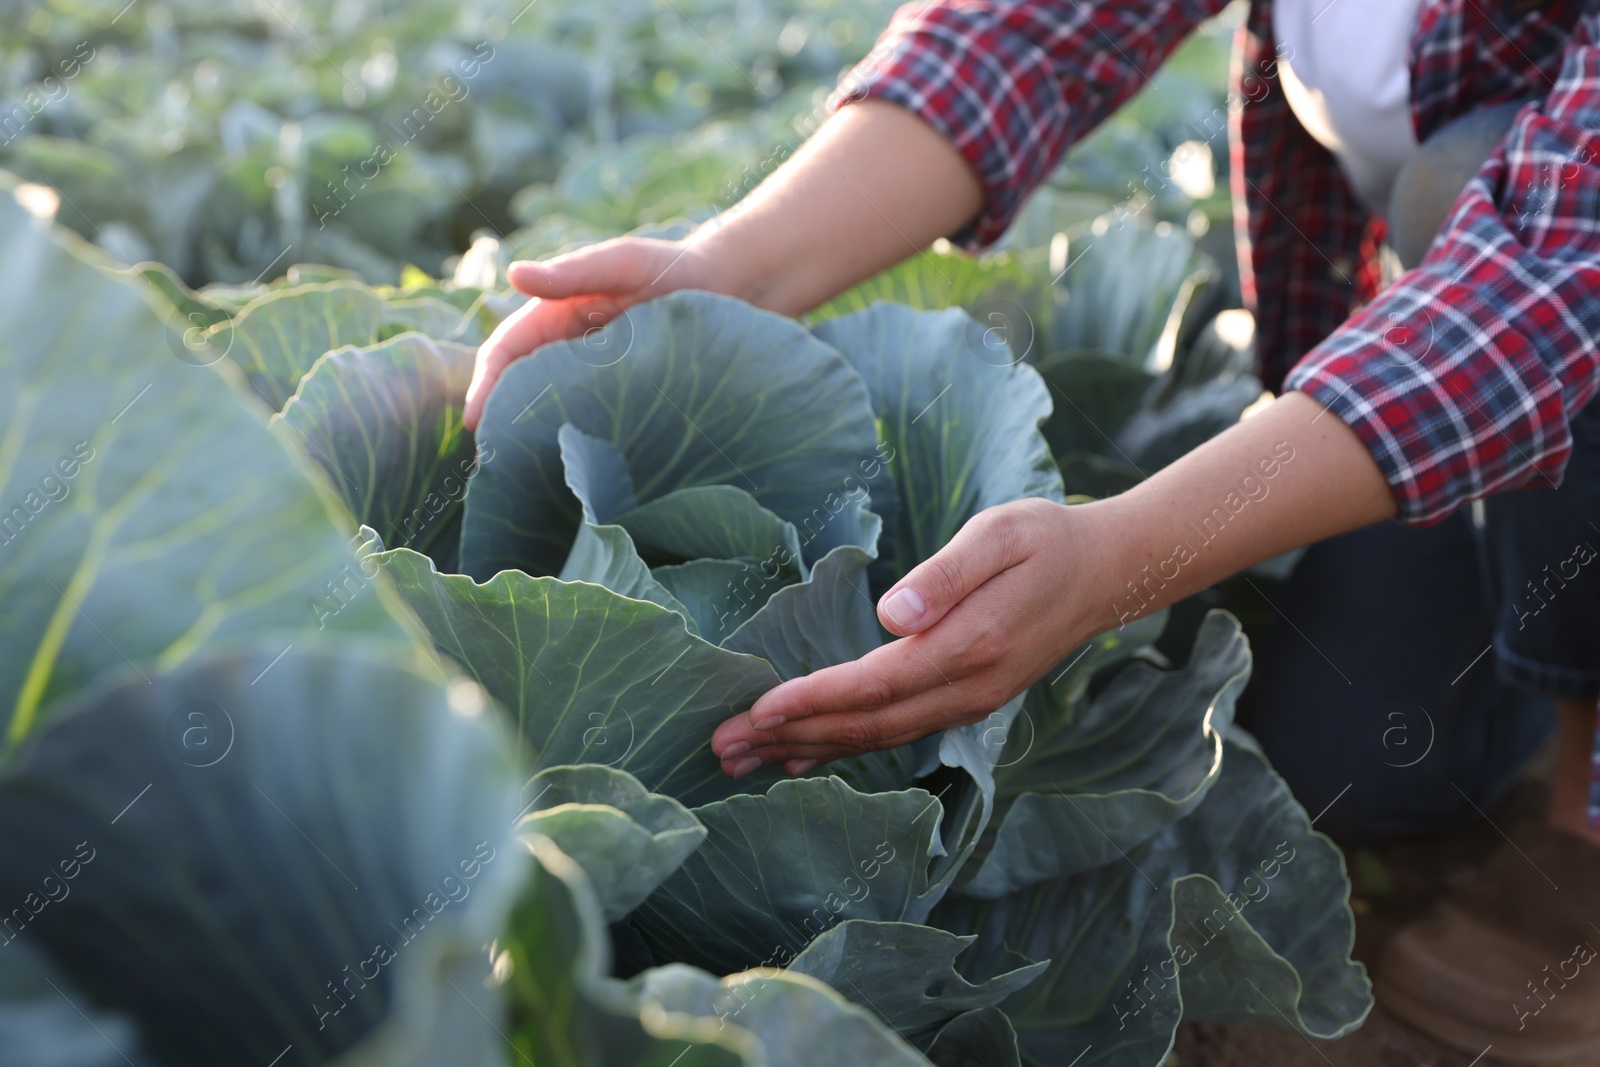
[1116, 376, 1264, 472]
[615, 485, 804, 575]
[1032, 354, 1155, 460]
[372, 546, 784, 806]
[634, 777, 947, 975]
[378, 296, 475, 344]
[560, 423, 640, 524]
[130, 260, 231, 331]
[555, 424, 694, 624]
[1049, 220, 1210, 368]
[0, 643, 527, 1067]
[1047, 611, 1173, 707]
[0, 182, 412, 749]
[503, 837, 752, 1067]
[710, 512, 933, 797]
[812, 304, 1064, 588]
[196, 280, 270, 311]
[1167, 310, 1256, 391]
[462, 291, 880, 580]
[277, 334, 480, 572]
[787, 920, 1045, 1042]
[383, 280, 486, 314]
[559, 522, 698, 630]
[965, 612, 1249, 896]
[651, 558, 792, 646]
[631, 963, 932, 1067]
[722, 534, 882, 681]
[924, 1006, 1023, 1067]
[1000, 187, 1116, 250]
[520, 765, 707, 922]
[211, 280, 386, 409]
[806, 248, 1051, 352]
[285, 264, 365, 287]
[931, 740, 1371, 1067]
[0, 941, 145, 1066]
[1056, 452, 1145, 500]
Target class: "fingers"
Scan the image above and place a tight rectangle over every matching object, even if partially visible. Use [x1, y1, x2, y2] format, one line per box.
[465, 239, 701, 430]
[711, 629, 1006, 769]
[464, 297, 562, 429]
[716, 692, 980, 777]
[506, 237, 676, 298]
[464, 292, 631, 429]
[720, 635, 952, 740]
[706, 500, 1076, 780]
[876, 505, 1035, 636]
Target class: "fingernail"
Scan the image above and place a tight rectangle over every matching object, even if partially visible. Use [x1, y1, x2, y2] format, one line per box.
[750, 715, 786, 731]
[882, 587, 926, 627]
[730, 755, 762, 777]
[719, 741, 751, 759]
[787, 759, 817, 776]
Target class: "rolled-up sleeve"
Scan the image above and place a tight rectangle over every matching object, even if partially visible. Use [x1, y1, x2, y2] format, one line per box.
[1287, 18, 1600, 525]
[830, 0, 1229, 247]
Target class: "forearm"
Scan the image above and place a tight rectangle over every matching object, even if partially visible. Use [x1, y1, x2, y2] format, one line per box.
[686, 100, 983, 316]
[1081, 392, 1397, 632]
[712, 390, 1396, 770]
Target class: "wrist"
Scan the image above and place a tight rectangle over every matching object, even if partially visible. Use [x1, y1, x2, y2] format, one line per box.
[683, 212, 786, 311]
[1051, 497, 1146, 638]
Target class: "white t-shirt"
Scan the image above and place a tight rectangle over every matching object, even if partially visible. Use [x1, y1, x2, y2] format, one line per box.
[1272, 0, 1427, 213]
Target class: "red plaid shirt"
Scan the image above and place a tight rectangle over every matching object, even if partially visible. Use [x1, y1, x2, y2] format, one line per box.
[832, 0, 1600, 526]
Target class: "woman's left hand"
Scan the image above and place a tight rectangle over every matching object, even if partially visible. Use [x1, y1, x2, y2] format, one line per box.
[709, 497, 1115, 777]
[708, 390, 1401, 778]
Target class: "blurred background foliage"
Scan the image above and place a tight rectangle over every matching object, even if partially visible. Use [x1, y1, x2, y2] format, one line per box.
[0, 0, 1240, 290]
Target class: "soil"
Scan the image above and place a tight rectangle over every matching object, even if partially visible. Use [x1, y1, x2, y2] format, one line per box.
[1170, 741, 1578, 1067]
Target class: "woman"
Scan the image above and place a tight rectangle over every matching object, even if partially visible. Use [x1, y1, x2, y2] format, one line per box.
[467, 0, 1600, 1057]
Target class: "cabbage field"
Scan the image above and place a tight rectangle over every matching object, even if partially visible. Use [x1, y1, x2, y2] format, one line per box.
[0, 1, 1372, 1065]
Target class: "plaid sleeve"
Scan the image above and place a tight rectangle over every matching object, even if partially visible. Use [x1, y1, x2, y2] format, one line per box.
[830, 0, 1230, 247]
[1285, 16, 1600, 526]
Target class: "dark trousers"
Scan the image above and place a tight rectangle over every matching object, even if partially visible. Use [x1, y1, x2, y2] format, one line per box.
[1242, 101, 1600, 840]
[1243, 513, 1554, 841]
[1245, 385, 1600, 842]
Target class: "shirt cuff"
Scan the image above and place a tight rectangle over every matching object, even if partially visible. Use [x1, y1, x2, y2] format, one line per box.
[1285, 282, 1576, 526]
[827, 3, 1075, 249]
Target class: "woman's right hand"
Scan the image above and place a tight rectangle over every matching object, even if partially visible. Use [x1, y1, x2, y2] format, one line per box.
[462, 236, 730, 430]
[463, 100, 990, 431]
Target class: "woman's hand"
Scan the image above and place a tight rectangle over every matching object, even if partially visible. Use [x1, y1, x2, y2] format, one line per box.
[463, 237, 729, 430]
[708, 391, 1398, 779]
[710, 498, 1118, 777]
[462, 101, 986, 430]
